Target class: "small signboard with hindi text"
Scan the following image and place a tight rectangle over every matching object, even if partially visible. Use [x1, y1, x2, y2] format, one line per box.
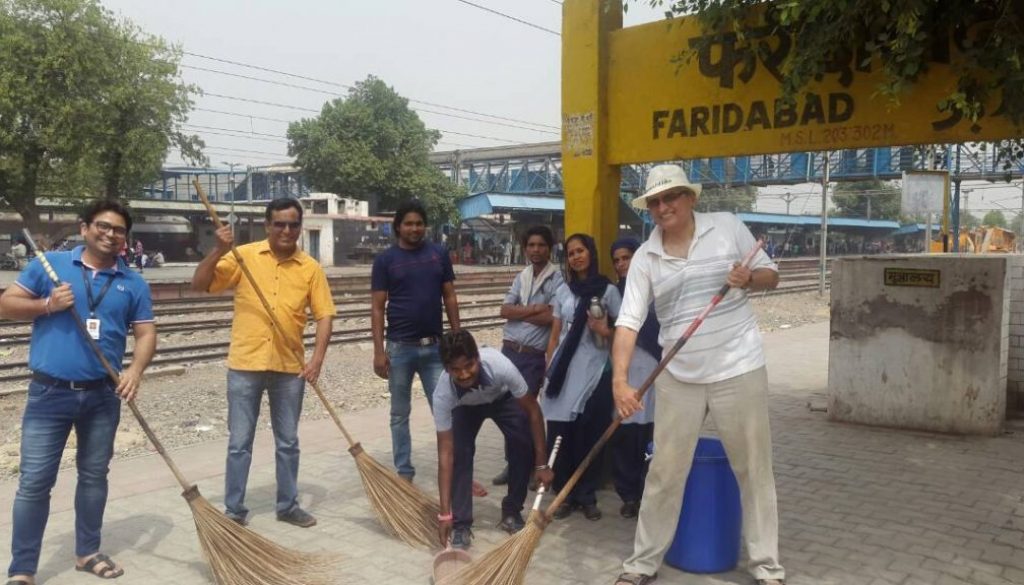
[883, 268, 941, 288]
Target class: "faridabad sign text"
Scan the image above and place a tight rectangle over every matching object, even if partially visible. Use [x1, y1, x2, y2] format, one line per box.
[604, 14, 1021, 164]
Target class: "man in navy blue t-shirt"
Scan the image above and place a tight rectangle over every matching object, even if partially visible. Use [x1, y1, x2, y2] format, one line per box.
[371, 200, 461, 481]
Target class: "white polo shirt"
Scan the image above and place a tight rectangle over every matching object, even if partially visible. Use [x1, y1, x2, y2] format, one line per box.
[616, 212, 777, 384]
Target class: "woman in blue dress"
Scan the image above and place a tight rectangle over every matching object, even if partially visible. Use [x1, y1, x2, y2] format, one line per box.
[542, 233, 621, 521]
[609, 238, 659, 519]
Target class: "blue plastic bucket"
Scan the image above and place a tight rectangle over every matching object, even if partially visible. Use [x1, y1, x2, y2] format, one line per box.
[663, 437, 742, 573]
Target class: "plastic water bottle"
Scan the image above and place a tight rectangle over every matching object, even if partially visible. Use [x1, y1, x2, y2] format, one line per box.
[645, 441, 655, 462]
[589, 296, 606, 348]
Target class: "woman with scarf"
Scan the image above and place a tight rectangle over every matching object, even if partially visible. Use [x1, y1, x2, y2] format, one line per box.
[542, 233, 621, 521]
[610, 238, 659, 519]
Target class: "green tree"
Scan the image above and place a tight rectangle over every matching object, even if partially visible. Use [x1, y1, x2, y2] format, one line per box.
[959, 212, 981, 230]
[632, 1, 1024, 127]
[696, 184, 756, 213]
[287, 76, 462, 226]
[0, 0, 203, 231]
[831, 180, 901, 220]
[983, 210, 1007, 227]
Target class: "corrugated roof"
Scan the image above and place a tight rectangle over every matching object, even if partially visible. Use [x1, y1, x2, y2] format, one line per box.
[458, 192, 565, 219]
[736, 212, 900, 229]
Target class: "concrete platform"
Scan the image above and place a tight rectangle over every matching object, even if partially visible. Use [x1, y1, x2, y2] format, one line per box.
[3, 321, 1024, 584]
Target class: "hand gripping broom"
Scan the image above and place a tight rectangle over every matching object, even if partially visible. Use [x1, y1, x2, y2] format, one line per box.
[439, 240, 765, 585]
[193, 181, 440, 548]
[21, 229, 334, 585]
[435, 435, 562, 585]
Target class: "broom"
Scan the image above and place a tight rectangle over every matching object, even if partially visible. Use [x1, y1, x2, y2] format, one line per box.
[439, 240, 766, 585]
[193, 181, 440, 548]
[21, 229, 334, 585]
[435, 435, 562, 585]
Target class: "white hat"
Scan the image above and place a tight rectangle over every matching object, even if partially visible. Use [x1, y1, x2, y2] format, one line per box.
[631, 164, 702, 209]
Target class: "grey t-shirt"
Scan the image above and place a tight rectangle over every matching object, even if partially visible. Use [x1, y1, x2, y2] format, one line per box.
[502, 267, 564, 351]
[433, 347, 529, 432]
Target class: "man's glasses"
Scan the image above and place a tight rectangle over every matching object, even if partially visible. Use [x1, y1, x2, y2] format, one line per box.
[92, 220, 128, 237]
[271, 221, 302, 231]
[646, 189, 686, 210]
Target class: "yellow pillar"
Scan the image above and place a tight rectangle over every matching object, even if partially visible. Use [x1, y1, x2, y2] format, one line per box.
[562, 0, 622, 274]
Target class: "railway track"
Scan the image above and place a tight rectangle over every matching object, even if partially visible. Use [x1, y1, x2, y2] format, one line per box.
[0, 277, 828, 383]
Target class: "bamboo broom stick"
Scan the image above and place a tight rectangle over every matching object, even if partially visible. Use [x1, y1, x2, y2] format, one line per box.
[193, 183, 440, 547]
[22, 228, 334, 584]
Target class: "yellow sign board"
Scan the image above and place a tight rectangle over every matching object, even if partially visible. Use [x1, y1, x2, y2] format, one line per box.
[883, 268, 941, 288]
[602, 11, 1022, 165]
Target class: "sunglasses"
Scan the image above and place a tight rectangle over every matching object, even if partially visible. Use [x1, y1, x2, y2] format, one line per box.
[271, 221, 302, 231]
[645, 190, 686, 210]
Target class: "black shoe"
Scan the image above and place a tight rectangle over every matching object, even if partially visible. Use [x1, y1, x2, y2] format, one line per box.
[552, 502, 574, 520]
[620, 501, 640, 519]
[276, 507, 317, 528]
[582, 503, 602, 521]
[492, 465, 510, 486]
[451, 526, 473, 550]
[497, 512, 526, 534]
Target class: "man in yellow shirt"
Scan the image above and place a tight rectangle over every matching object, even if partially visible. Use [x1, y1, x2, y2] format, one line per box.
[191, 198, 336, 528]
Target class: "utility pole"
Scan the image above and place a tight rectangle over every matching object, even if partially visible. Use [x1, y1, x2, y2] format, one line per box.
[1019, 179, 1024, 252]
[819, 151, 830, 296]
[222, 161, 238, 234]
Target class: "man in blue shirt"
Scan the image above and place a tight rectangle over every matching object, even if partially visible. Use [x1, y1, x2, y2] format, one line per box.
[433, 331, 553, 550]
[371, 200, 461, 481]
[0, 200, 156, 584]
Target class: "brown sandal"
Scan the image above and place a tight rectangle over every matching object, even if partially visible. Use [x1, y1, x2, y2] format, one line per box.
[75, 553, 124, 579]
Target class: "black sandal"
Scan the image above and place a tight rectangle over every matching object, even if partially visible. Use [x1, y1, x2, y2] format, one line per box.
[614, 573, 658, 585]
[75, 553, 124, 579]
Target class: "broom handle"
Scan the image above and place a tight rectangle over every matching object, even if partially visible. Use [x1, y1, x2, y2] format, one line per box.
[530, 435, 561, 511]
[544, 239, 764, 516]
[193, 180, 357, 447]
[21, 230, 192, 491]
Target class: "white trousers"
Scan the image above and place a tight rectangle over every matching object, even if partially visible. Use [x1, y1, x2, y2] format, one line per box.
[622, 366, 785, 581]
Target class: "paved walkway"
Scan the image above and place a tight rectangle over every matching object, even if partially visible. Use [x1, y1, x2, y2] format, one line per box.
[3, 321, 1024, 584]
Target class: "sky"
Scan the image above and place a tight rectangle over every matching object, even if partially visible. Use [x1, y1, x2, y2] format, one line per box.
[99, 0, 1022, 220]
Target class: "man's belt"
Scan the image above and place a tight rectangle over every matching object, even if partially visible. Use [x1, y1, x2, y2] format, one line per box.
[502, 340, 545, 355]
[392, 336, 440, 347]
[31, 372, 112, 391]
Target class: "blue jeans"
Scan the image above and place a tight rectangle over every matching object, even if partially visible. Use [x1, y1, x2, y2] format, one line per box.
[386, 342, 443, 479]
[9, 380, 121, 578]
[225, 370, 305, 520]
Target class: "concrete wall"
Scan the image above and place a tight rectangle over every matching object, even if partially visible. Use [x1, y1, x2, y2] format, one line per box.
[301, 217, 334, 266]
[829, 255, 1009, 435]
[1006, 256, 1024, 413]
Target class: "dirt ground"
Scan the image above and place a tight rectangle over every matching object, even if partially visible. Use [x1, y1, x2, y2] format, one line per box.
[0, 290, 830, 478]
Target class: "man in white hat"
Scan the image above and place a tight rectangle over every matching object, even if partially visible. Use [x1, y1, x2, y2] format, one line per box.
[610, 164, 786, 585]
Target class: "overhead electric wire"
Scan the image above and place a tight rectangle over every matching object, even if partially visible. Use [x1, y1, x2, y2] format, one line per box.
[200, 145, 290, 157]
[199, 93, 524, 144]
[182, 125, 288, 143]
[194, 108, 293, 124]
[182, 51, 559, 130]
[452, 0, 561, 36]
[184, 64, 558, 135]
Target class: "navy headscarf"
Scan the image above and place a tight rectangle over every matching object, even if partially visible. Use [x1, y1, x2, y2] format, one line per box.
[545, 234, 611, 398]
[611, 238, 662, 361]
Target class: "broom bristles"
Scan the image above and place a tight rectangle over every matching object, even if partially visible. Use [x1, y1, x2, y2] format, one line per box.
[184, 486, 337, 585]
[350, 444, 440, 548]
[436, 510, 548, 585]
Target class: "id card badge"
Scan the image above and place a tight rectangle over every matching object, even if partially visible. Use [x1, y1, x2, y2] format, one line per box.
[86, 318, 101, 340]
